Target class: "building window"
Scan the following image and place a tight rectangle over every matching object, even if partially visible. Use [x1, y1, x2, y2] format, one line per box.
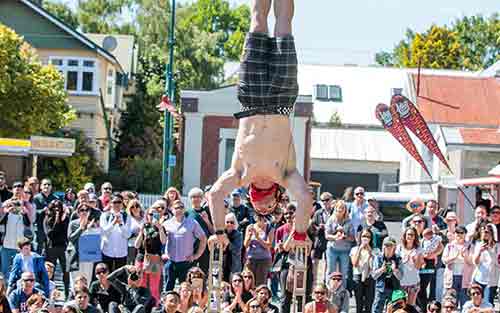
[314, 84, 342, 102]
[49, 57, 98, 95]
[328, 85, 342, 102]
[106, 67, 116, 108]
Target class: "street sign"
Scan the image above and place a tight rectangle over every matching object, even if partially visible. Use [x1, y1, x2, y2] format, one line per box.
[30, 136, 76, 157]
[0, 138, 31, 156]
[168, 155, 176, 166]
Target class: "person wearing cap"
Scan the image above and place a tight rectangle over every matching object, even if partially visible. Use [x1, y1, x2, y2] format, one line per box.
[386, 290, 421, 313]
[402, 199, 432, 230]
[442, 224, 473, 308]
[229, 190, 253, 233]
[327, 273, 349, 313]
[371, 237, 402, 313]
[99, 194, 131, 273]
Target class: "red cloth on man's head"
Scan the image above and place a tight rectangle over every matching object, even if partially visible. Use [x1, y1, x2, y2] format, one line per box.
[249, 183, 279, 215]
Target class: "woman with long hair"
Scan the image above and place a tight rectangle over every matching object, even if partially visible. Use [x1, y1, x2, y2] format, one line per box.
[0, 275, 11, 313]
[187, 267, 208, 309]
[178, 281, 194, 313]
[164, 187, 181, 214]
[126, 199, 144, 264]
[350, 228, 377, 313]
[244, 214, 275, 286]
[442, 225, 473, 308]
[223, 272, 253, 313]
[471, 222, 499, 304]
[134, 206, 167, 304]
[305, 283, 337, 313]
[397, 227, 424, 305]
[325, 200, 355, 287]
[241, 268, 256, 296]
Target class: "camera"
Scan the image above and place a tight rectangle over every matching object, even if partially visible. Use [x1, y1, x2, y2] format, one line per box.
[129, 272, 140, 281]
[11, 200, 22, 214]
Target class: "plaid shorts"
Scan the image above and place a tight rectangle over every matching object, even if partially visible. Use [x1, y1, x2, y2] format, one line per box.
[235, 32, 298, 119]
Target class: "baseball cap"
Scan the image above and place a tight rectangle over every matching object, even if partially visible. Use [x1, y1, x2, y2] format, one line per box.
[383, 236, 397, 246]
[391, 290, 407, 303]
[329, 271, 343, 279]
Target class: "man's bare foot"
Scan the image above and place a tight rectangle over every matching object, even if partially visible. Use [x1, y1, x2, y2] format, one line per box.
[250, 0, 271, 34]
[274, 0, 294, 37]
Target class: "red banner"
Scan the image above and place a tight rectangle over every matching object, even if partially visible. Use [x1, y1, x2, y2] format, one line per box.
[375, 103, 431, 177]
[391, 95, 452, 173]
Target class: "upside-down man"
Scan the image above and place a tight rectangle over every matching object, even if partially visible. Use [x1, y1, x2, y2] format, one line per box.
[208, 0, 311, 246]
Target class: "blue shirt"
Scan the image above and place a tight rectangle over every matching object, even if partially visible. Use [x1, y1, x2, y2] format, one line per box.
[8, 288, 41, 313]
[348, 201, 368, 232]
[163, 216, 205, 262]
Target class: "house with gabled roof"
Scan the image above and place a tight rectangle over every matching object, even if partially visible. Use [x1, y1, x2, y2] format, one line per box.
[0, 0, 137, 172]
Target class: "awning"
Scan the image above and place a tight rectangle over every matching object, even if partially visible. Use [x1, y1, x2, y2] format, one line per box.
[458, 176, 500, 187]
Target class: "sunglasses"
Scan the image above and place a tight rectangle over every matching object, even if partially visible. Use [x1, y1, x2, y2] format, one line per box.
[96, 270, 107, 275]
[471, 292, 481, 296]
[13, 184, 23, 188]
[413, 220, 424, 224]
[103, 187, 112, 190]
[321, 198, 331, 202]
[112, 201, 122, 204]
[492, 211, 500, 215]
[331, 278, 342, 281]
[173, 206, 185, 210]
[355, 192, 364, 196]
[42, 183, 52, 186]
[250, 305, 260, 309]
[361, 235, 372, 239]
[314, 291, 326, 295]
[232, 279, 243, 283]
[226, 221, 235, 224]
[23, 278, 35, 282]
[455, 231, 465, 235]
[243, 275, 252, 279]
[429, 308, 440, 312]
[444, 306, 455, 309]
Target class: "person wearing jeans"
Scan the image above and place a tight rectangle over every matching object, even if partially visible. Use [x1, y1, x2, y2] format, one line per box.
[371, 237, 402, 313]
[162, 200, 206, 292]
[325, 200, 355, 288]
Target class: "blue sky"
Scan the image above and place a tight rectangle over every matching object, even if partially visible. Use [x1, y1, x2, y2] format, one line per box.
[178, 0, 499, 65]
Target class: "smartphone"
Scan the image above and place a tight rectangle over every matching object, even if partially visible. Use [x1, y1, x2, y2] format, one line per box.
[152, 211, 160, 223]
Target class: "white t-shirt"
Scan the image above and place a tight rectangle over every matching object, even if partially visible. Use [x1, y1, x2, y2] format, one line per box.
[396, 245, 422, 286]
[472, 242, 498, 285]
[443, 243, 466, 275]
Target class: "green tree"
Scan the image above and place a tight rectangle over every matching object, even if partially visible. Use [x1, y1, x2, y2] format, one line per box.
[376, 14, 499, 70]
[328, 111, 342, 127]
[0, 24, 74, 138]
[77, 0, 131, 33]
[43, 1, 79, 29]
[38, 130, 103, 191]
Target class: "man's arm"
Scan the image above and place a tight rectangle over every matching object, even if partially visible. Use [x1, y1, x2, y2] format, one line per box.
[207, 169, 242, 232]
[282, 170, 312, 234]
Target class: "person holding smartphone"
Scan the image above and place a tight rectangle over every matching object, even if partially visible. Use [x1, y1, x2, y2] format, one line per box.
[135, 207, 167, 304]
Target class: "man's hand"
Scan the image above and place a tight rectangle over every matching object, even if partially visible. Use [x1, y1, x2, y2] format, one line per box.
[200, 211, 211, 223]
[161, 253, 170, 261]
[208, 234, 229, 250]
[186, 255, 196, 262]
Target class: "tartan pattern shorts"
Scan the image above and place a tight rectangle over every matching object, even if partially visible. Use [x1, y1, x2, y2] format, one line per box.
[235, 32, 298, 119]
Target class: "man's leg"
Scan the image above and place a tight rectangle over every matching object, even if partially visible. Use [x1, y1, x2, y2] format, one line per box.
[251, 0, 271, 34]
[274, 0, 294, 37]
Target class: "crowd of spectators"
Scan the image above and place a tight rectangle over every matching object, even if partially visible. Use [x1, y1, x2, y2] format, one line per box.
[0, 171, 498, 313]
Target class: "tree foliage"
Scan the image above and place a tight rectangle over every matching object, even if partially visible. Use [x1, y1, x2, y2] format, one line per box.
[76, 0, 131, 33]
[43, 1, 79, 29]
[38, 129, 103, 191]
[0, 24, 74, 138]
[376, 14, 499, 70]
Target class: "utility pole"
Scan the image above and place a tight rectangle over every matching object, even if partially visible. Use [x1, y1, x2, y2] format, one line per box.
[161, 0, 176, 193]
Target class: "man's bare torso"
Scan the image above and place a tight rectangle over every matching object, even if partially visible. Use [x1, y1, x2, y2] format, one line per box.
[232, 115, 297, 187]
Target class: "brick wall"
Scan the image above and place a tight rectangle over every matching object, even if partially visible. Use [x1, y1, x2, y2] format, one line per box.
[200, 116, 238, 187]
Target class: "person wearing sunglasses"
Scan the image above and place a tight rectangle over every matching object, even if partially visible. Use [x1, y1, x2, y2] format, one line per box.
[67, 203, 100, 285]
[310, 192, 334, 283]
[461, 284, 493, 313]
[222, 213, 243, 281]
[327, 273, 348, 313]
[107, 265, 152, 313]
[245, 298, 263, 313]
[442, 225, 472, 308]
[347, 186, 368, 233]
[32, 178, 57, 254]
[304, 283, 336, 313]
[8, 271, 43, 313]
[402, 199, 431, 230]
[223, 272, 254, 313]
[89, 263, 121, 313]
